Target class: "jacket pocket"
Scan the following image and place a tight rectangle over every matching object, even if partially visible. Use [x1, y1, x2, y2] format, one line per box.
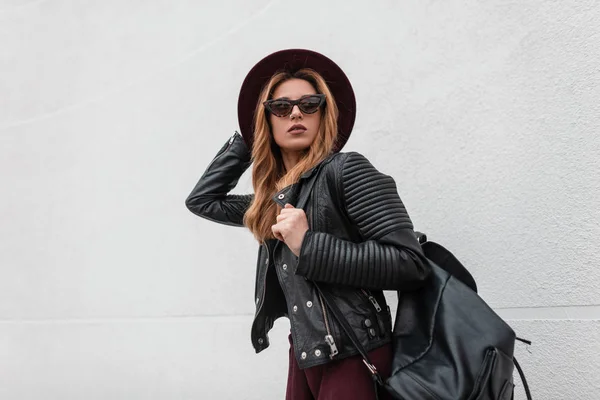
[357, 288, 393, 338]
[469, 346, 515, 400]
[499, 380, 515, 400]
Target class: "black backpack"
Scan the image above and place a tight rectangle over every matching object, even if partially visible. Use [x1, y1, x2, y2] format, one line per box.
[315, 232, 533, 400]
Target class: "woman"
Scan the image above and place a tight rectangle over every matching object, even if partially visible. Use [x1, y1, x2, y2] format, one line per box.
[185, 49, 431, 400]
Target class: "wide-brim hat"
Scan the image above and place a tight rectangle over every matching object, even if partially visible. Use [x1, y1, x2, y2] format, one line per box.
[237, 48, 356, 153]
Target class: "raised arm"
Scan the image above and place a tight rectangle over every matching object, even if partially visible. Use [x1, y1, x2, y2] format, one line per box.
[295, 152, 430, 290]
[185, 131, 254, 227]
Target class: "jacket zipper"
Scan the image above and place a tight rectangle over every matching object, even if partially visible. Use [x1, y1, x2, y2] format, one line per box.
[206, 133, 236, 171]
[317, 291, 339, 358]
[310, 186, 338, 358]
[361, 289, 382, 312]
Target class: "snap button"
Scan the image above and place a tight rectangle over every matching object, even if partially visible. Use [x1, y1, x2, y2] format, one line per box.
[306, 301, 313, 308]
[265, 258, 269, 265]
[369, 328, 376, 337]
[315, 349, 322, 357]
[301, 352, 307, 360]
[258, 338, 264, 345]
[364, 319, 372, 328]
[293, 305, 298, 312]
[282, 263, 288, 270]
[278, 194, 285, 200]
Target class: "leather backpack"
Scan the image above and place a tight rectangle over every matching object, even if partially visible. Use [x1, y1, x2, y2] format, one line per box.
[316, 233, 533, 400]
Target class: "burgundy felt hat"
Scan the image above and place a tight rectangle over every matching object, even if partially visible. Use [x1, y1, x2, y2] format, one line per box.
[237, 48, 356, 153]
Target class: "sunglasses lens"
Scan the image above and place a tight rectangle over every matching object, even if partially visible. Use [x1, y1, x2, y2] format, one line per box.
[268, 100, 292, 117]
[266, 95, 324, 116]
[299, 96, 322, 114]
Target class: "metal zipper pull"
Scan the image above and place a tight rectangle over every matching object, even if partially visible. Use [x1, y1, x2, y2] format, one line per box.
[368, 295, 382, 312]
[317, 291, 339, 359]
[362, 289, 382, 312]
[325, 334, 339, 358]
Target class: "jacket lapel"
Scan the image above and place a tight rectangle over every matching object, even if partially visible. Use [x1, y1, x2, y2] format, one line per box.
[271, 152, 339, 209]
[272, 183, 301, 207]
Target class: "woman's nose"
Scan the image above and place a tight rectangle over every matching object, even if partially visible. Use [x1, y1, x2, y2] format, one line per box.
[290, 105, 302, 119]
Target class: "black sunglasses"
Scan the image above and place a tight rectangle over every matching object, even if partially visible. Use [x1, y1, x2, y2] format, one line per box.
[263, 94, 326, 117]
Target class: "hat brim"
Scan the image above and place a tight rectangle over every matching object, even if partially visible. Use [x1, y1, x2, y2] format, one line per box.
[237, 48, 356, 153]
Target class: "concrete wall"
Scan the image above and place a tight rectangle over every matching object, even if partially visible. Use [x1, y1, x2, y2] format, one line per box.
[1, 0, 598, 398]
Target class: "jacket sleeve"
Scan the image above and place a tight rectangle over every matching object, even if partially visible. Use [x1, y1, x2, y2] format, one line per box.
[295, 152, 431, 291]
[185, 131, 254, 227]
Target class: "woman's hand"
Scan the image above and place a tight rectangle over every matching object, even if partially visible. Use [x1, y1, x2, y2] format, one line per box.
[272, 203, 309, 257]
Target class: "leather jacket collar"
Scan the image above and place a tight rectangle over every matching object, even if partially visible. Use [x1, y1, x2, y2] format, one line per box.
[271, 152, 337, 208]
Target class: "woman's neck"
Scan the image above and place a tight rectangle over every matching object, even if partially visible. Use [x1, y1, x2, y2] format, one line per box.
[280, 149, 302, 172]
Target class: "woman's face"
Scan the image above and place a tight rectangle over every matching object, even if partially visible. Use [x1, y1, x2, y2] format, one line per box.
[269, 78, 321, 153]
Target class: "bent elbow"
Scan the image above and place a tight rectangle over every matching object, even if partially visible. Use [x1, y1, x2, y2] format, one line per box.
[185, 193, 209, 217]
[185, 194, 197, 211]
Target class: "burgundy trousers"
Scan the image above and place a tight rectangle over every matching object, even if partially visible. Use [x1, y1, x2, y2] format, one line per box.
[285, 334, 394, 400]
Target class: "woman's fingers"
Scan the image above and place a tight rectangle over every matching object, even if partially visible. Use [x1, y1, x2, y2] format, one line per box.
[276, 213, 289, 222]
[277, 208, 302, 221]
[271, 224, 284, 241]
[273, 204, 307, 242]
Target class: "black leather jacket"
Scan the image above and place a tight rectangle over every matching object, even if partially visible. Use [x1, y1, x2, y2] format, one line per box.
[185, 131, 430, 369]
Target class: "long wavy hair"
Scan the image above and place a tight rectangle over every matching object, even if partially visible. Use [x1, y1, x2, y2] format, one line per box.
[243, 69, 339, 243]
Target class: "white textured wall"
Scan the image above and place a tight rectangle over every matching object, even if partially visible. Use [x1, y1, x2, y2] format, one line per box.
[1, 1, 599, 399]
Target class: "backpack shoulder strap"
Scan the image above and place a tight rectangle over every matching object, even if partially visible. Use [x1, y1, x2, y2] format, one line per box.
[513, 356, 533, 400]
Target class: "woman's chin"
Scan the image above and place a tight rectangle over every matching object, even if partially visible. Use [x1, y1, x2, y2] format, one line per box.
[278, 139, 313, 152]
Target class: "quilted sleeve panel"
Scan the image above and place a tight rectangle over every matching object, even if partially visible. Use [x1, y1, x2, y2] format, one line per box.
[185, 131, 254, 227]
[296, 152, 430, 290]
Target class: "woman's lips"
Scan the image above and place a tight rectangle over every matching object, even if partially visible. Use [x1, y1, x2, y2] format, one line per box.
[288, 128, 307, 135]
[288, 124, 307, 134]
